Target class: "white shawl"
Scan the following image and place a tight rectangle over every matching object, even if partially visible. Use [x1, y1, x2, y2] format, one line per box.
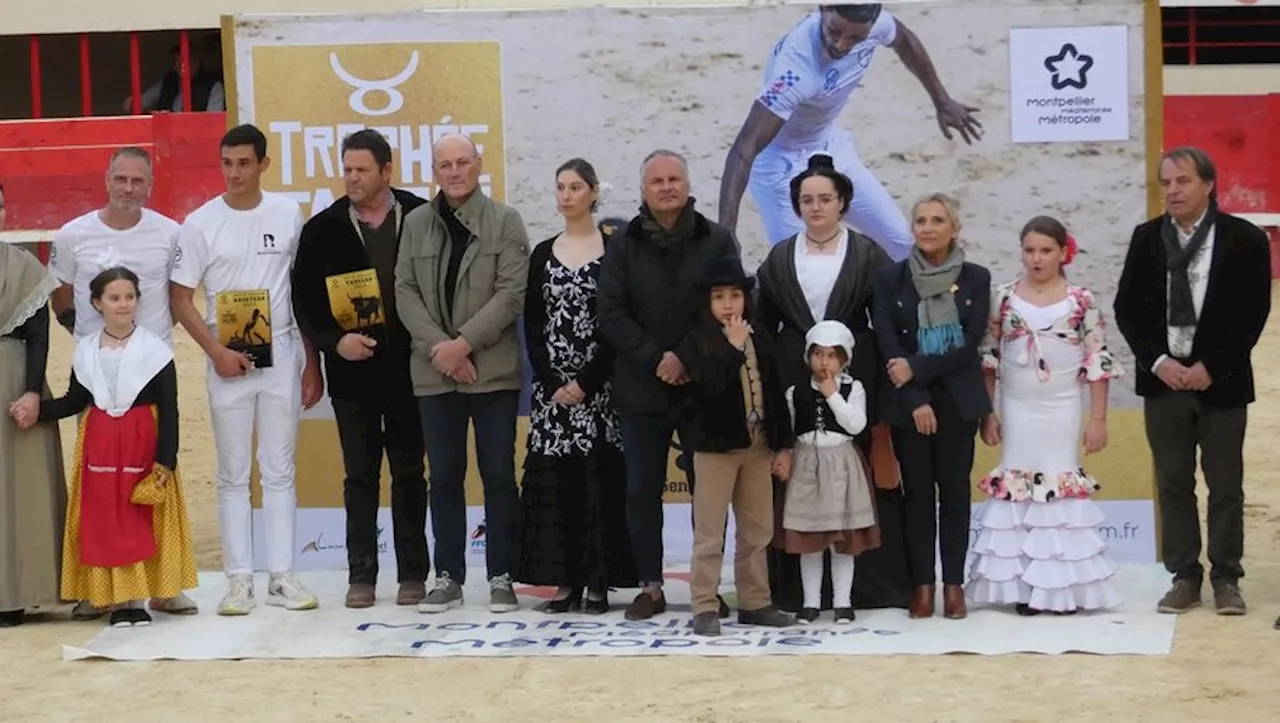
[71, 325, 173, 417]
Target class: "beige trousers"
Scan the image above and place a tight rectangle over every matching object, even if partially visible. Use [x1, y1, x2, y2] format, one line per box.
[689, 431, 775, 616]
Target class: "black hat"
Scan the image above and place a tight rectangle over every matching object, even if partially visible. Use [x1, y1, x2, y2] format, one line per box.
[695, 253, 755, 291]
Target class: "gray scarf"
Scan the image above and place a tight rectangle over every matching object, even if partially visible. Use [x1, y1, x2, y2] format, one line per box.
[908, 243, 965, 355]
[1160, 202, 1216, 328]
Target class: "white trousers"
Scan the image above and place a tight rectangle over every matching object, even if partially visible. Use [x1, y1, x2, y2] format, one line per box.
[749, 128, 914, 262]
[206, 330, 303, 576]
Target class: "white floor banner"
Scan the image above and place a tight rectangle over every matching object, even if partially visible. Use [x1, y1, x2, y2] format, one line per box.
[64, 564, 1175, 661]
[258, 500, 1156, 571]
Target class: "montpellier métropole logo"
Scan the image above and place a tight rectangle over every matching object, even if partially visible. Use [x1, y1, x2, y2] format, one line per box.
[329, 51, 421, 116]
[1044, 42, 1093, 91]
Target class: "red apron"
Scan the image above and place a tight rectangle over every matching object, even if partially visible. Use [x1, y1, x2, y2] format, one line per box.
[79, 405, 158, 567]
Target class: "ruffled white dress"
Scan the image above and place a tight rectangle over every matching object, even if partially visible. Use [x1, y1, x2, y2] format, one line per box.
[966, 286, 1123, 613]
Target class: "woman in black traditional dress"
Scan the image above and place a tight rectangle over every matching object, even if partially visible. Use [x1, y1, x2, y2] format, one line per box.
[514, 158, 636, 613]
[756, 154, 913, 612]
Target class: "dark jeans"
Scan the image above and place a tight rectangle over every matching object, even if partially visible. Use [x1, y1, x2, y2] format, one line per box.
[619, 411, 689, 586]
[892, 390, 978, 586]
[1144, 391, 1247, 586]
[419, 390, 520, 584]
[332, 394, 428, 585]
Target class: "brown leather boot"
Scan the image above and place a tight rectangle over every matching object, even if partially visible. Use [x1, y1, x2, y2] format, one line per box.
[943, 584, 967, 619]
[909, 585, 935, 619]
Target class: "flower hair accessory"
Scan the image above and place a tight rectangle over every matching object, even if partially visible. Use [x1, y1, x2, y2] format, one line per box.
[1063, 234, 1079, 266]
[597, 181, 614, 204]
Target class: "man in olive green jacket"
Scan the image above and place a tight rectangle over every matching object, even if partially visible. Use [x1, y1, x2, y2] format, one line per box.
[394, 134, 529, 615]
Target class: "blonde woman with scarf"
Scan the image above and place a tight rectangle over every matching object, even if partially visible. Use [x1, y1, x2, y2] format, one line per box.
[15, 265, 198, 628]
[872, 192, 991, 620]
[0, 204, 67, 628]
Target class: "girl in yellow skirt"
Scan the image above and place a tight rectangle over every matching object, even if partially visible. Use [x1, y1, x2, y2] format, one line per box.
[30, 266, 197, 627]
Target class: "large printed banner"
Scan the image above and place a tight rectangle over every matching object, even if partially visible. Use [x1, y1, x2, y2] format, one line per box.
[228, 0, 1157, 571]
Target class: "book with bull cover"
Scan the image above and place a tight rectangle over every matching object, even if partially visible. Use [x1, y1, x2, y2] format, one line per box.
[326, 268, 386, 344]
[216, 289, 273, 368]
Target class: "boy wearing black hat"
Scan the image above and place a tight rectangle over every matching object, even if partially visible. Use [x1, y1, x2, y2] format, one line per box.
[675, 254, 797, 636]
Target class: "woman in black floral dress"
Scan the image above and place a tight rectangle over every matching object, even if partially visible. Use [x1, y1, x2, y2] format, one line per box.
[515, 158, 636, 613]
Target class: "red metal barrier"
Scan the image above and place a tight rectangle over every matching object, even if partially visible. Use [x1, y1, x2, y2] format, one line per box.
[1163, 94, 1279, 213]
[0, 113, 226, 232]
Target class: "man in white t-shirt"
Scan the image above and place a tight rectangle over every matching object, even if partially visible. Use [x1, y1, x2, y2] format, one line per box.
[718, 4, 983, 260]
[170, 123, 325, 616]
[47, 146, 198, 620]
[50, 147, 180, 346]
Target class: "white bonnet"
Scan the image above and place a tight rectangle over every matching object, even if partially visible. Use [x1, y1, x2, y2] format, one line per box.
[804, 320, 855, 366]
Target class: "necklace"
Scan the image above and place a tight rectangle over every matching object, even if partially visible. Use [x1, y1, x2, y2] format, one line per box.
[103, 324, 136, 344]
[805, 228, 841, 249]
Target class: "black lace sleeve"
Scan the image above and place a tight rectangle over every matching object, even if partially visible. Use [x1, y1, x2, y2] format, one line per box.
[19, 305, 51, 393]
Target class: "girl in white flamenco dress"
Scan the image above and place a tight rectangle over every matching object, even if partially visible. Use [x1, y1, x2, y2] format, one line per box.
[967, 217, 1124, 615]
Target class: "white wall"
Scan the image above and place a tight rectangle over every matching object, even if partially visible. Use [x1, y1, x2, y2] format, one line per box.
[1163, 65, 1280, 95]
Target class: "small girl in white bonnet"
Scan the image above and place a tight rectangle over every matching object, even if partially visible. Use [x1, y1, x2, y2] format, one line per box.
[780, 320, 882, 624]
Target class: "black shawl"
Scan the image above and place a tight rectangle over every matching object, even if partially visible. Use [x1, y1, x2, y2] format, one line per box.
[756, 229, 891, 425]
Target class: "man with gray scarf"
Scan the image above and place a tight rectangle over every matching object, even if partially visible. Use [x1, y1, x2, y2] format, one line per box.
[597, 149, 739, 621]
[1114, 146, 1271, 619]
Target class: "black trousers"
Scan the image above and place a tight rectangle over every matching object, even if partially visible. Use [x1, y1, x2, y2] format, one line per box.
[1144, 391, 1247, 586]
[332, 393, 429, 585]
[892, 390, 978, 586]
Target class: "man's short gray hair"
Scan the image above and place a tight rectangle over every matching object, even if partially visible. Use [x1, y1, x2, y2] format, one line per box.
[1161, 145, 1217, 199]
[108, 146, 153, 174]
[640, 148, 688, 181]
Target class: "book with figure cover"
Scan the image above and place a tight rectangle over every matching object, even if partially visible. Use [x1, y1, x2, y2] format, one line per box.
[326, 268, 386, 344]
[216, 289, 273, 368]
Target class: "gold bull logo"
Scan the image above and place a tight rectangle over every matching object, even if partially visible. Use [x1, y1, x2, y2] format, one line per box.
[328, 50, 420, 117]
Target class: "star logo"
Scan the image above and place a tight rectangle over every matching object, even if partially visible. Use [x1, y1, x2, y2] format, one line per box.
[1044, 43, 1093, 90]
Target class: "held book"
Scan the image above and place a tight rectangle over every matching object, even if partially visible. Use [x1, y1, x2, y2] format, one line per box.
[326, 268, 386, 341]
[216, 289, 273, 368]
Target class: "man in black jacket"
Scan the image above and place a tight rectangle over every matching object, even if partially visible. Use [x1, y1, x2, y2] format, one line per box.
[597, 149, 740, 620]
[1114, 146, 1272, 618]
[291, 129, 429, 609]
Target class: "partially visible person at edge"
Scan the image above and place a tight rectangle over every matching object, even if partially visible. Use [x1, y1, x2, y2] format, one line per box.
[45, 147, 195, 620]
[676, 253, 797, 636]
[395, 133, 530, 615]
[16, 267, 198, 628]
[872, 192, 991, 621]
[515, 157, 637, 614]
[755, 152, 911, 613]
[596, 148, 739, 621]
[170, 124, 324, 616]
[0, 185, 67, 629]
[968, 216, 1124, 616]
[1113, 146, 1272, 623]
[291, 129, 430, 609]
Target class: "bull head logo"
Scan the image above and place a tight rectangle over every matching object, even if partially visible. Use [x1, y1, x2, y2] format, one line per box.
[329, 51, 420, 117]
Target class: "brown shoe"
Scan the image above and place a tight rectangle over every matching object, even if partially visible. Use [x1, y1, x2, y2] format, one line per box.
[909, 585, 935, 619]
[943, 584, 967, 619]
[397, 581, 427, 606]
[1213, 583, 1246, 616]
[345, 583, 376, 609]
[1156, 579, 1202, 614]
[624, 591, 667, 621]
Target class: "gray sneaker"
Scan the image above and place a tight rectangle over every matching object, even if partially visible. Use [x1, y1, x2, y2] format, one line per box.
[489, 573, 519, 613]
[1156, 579, 1202, 614]
[418, 572, 463, 614]
[1213, 583, 1246, 616]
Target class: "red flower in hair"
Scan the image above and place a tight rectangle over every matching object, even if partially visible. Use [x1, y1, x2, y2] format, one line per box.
[1063, 234, 1079, 266]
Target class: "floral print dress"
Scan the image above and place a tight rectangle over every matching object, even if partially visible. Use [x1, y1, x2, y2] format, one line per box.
[514, 234, 636, 592]
[965, 280, 1125, 613]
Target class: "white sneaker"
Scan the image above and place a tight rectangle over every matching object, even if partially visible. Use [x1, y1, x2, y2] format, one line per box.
[217, 574, 256, 616]
[267, 572, 320, 611]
